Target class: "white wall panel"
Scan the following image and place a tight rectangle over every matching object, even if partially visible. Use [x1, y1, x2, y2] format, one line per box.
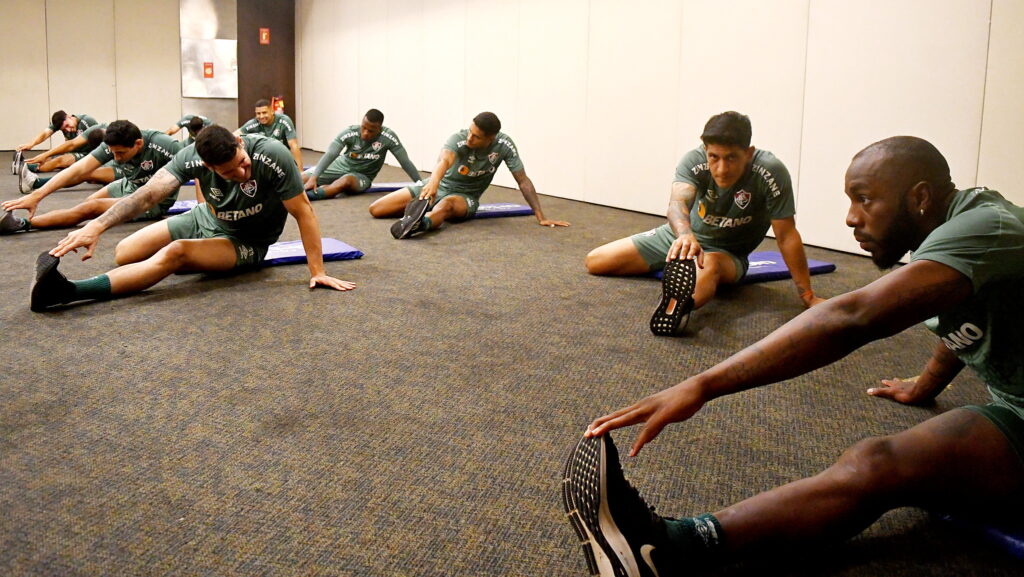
[584, 0, 683, 214]
[417, 0, 467, 173]
[798, 0, 990, 254]
[0, 0, 49, 150]
[357, 2, 393, 126]
[464, 0, 520, 188]
[516, 0, 589, 202]
[46, 0, 118, 129]
[677, 0, 808, 199]
[382, 0, 427, 174]
[978, 0, 1024, 205]
[114, 0, 181, 133]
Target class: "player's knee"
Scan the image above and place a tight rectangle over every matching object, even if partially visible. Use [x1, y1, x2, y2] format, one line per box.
[367, 201, 386, 218]
[831, 436, 902, 496]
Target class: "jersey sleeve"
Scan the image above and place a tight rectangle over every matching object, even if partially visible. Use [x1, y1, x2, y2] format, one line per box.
[177, 115, 194, 128]
[912, 205, 1024, 293]
[311, 136, 345, 177]
[760, 156, 796, 220]
[499, 134, 524, 173]
[150, 132, 184, 164]
[89, 143, 114, 165]
[442, 131, 464, 153]
[238, 118, 259, 134]
[260, 139, 304, 201]
[673, 148, 708, 188]
[279, 114, 298, 140]
[163, 145, 203, 184]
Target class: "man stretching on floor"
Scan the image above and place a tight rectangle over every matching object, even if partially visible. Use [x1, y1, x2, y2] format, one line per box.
[303, 108, 421, 200]
[18, 124, 112, 192]
[3, 120, 182, 235]
[585, 112, 824, 335]
[16, 110, 99, 154]
[30, 126, 355, 312]
[166, 114, 213, 146]
[368, 111, 569, 238]
[235, 99, 302, 169]
[563, 136, 1024, 576]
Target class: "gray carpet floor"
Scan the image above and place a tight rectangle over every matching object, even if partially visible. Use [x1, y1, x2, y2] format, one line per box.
[0, 150, 1019, 576]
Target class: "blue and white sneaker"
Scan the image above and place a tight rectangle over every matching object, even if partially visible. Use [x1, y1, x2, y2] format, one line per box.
[19, 162, 38, 194]
[563, 434, 677, 577]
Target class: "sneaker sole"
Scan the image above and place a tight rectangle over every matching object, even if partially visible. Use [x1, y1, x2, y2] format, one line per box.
[393, 198, 431, 239]
[563, 435, 643, 577]
[650, 258, 697, 336]
[30, 252, 61, 312]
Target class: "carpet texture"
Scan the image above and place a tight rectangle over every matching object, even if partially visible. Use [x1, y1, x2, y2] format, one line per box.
[0, 151, 1018, 576]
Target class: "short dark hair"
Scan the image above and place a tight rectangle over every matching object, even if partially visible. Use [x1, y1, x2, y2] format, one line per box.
[85, 127, 106, 150]
[187, 116, 206, 136]
[473, 112, 501, 136]
[103, 120, 142, 148]
[195, 125, 240, 165]
[254, 99, 271, 108]
[700, 111, 752, 149]
[51, 110, 67, 130]
[854, 136, 954, 194]
[365, 108, 384, 124]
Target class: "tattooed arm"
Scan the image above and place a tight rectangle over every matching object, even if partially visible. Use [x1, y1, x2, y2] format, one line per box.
[50, 168, 181, 260]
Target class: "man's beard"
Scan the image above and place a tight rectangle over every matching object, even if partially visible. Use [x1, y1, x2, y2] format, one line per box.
[870, 201, 916, 270]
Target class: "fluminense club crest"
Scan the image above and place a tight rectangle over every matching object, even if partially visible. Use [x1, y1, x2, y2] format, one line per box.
[241, 180, 258, 197]
[371, 141, 383, 152]
[488, 152, 499, 164]
[734, 190, 751, 210]
[140, 160, 154, 171]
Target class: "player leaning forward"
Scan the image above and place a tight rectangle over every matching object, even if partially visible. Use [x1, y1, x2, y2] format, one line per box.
[30, 126, 355, 311]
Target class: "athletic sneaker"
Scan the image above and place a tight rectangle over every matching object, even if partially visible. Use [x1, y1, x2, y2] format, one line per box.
[0, 210, 28, 235]
[650, 258, 697, 336]
[390, 197, 431, 239]
[30, 252, 75, 312]
[19, 162, 38, 194]
[11, 150, 22, 175]
[563, 434, 678, 577]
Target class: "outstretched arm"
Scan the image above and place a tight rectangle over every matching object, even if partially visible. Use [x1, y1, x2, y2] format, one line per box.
[587, 259, 974, 456]
[50, 169, 181, 259]
[25, 134, 85, 164]
[2, 155, 102, 217]
[511, 169, 569, 227]
[18, 128, 56, 151]
[166, 124, 182, 136]
[419, 149, 456, 200]
[666, 181, 702, 264]
[772, 217, 826, 308]
[288, 138, 303, 170]
[282, 194, 356, 291]
[391, 147, 422, 183]
[869, 340, 964, 404]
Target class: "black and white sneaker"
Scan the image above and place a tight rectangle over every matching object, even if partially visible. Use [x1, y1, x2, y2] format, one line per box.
[30, 252, 75, 312]
[11, 150, 23, 175]
[650, 258, 697, 336]
[390, 197, 431, 239]
[563, 434, 676, 577]
[0, 210, 29, 235]
[19, 162, 38, 194]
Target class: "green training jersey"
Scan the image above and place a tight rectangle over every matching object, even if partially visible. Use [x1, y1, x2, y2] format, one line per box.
[238, 112, 297, 148]
[50, 113, 99, 139]
[176, 114, 213, 145]
[72, 123, 108, 154]
[437, 129, 524, 199]
[311, 125, 419, 182]
[674, 147, 795, 258]
[90, 129, 182, 187]
[164, 135, 304, 246]
[912, 187, 1024, 401]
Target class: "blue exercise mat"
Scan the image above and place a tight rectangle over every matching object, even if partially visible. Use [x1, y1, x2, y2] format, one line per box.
[263, 238, 362, 266]
[938, 513, 1024, 559]
[366, 181, 417, 193]
[168, 199, 198, 214]
[475, 203, 533, 219]
[653, 251, 835, 283]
